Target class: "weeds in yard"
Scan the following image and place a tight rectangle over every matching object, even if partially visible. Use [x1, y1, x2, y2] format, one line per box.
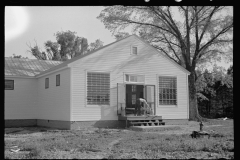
[5, 120, 234, 159]
[27, 147, 43, 158]
[118, 131, 234, 158]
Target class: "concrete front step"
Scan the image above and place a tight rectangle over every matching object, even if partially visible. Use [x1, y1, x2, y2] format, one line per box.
[129, 125, 180, 131]
[130, 121, 165, 126]
[118, 115, 164, 128]
[130, 119, 162, 122]
[118, 115, 162, 121]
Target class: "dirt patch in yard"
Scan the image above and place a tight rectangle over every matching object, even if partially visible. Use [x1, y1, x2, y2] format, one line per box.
[108, 138, 122, 150]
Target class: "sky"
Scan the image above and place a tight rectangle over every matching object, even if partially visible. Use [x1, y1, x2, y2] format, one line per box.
[5, 6, 232, 70]
[5, 6, 115, 59]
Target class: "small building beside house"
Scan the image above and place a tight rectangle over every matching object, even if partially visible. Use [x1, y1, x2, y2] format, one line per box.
[5, 35, 190, 129]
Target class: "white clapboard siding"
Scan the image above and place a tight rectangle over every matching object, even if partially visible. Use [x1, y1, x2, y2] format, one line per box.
[37, 68, 71, 121]
[70, 36, 189, 121]
[5, 77, 38, 119]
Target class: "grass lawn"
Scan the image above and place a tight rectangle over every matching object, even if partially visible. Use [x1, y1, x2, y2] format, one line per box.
[4, 119, 234, 159]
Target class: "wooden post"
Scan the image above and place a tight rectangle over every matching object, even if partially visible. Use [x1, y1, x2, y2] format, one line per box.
[200, 122, 203, 131]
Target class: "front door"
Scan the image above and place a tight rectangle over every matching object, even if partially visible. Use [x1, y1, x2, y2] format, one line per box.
[126, 84, 144, 114]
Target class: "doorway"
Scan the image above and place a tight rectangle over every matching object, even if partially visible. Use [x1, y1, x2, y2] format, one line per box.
[117, 83, 156, 116]
[125, 84, 144, 114]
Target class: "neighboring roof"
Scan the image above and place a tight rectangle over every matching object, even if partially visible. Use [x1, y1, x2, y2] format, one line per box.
[5, 57, 62, 77]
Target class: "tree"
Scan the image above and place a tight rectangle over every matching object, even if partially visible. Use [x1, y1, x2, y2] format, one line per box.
[11, 54, 28, 59]
[196, 65, 233, 118]
[114, 32, 130, 41]
[87, 39, 104, 52]
[27, 30, 103, 61]
[227, 65, 233, 77]
[225, 65, 233, 118]
[196, 69, 215, 117]
[97, 6, 233, 121]
[55, 31, 88, 58]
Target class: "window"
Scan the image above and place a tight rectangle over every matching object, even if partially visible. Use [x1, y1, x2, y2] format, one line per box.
[45, 78, 49, 89]
[132, 46, 137, 55]
[56, 74, 60, 86]
[159, 76, 177, 105]
[87, 72, 110, 105]
[5, 80, 14, 90]
[125, 74, 144, 83]
[132, 85, 136, 92]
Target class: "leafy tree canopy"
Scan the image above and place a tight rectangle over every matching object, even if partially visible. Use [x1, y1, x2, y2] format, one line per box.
[11, 54, 28, 59]
[87, 39, 104, 52]
[114, 32, 130, 41]
[196, 65, 233, 102]
[27, 30, 103, 61]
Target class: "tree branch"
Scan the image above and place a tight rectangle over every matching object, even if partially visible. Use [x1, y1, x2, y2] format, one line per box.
[198, 48, 227, 61]
[149, 6, 187, 49]
[123, 18, 177, 38]
[150, 36, 181, 48]
[198, 24, 233, 53]
[198, 6, 220, 44]
[162, 34, 181, 62]
[153, 45, 180, 64]
[189, 6, 205, 28]
[165, 7, 187, 49]
[146, 7, 180, 39]
[192, 7, 200, 66]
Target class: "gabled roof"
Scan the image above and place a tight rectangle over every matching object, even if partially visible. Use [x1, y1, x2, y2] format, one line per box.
[5, 34, 190, 78]
[5, 57, 62, 77]
[35, 35, 133, 77]
[38, 34, 189, 76]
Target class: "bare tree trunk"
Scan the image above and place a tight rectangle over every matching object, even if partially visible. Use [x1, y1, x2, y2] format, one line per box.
[207, 99, 211, 117]
[188, 71, 201, 121]
[222, 93, 224, 117]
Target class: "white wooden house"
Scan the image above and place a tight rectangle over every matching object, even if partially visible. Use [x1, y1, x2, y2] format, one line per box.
[5, 35, 190, 129]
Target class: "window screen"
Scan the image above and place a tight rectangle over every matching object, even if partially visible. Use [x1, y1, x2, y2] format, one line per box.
[159, 77, 177, 105]
[56, 74, 60, 86]
[5, 80, 14, 90]
[87, 72, 110, 105]
[45, 78, 49, 89]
